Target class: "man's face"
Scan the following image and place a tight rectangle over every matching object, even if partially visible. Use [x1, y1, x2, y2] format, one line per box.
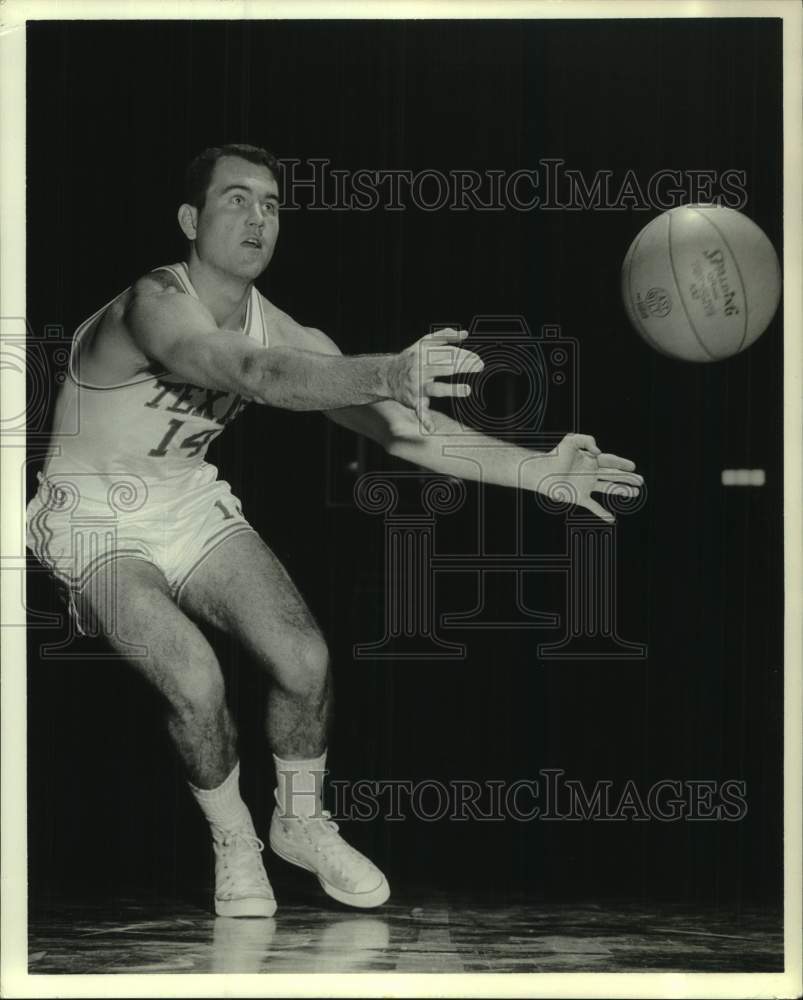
[190, 156, 280, 280]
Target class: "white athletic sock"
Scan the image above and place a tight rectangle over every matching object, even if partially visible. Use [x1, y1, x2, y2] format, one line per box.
[189, 761, 255, 835]
[273, 750, 327, 819]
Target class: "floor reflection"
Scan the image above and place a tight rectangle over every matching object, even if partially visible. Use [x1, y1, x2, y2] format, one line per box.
[210, 916, 277, 973]
[210, 913, 391, 973]
[28, 893, 784, 975]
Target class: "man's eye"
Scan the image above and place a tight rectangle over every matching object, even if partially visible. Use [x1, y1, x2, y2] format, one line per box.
[232, 195, 244, 205]
[264, 202, 278, 214]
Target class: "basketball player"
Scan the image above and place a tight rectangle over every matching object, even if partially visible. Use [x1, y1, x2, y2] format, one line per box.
[27, 144, 642, 917]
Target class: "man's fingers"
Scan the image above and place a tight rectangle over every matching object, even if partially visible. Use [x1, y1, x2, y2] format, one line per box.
[426, 382, 472, 399]
[415, 396, 435, 433]
[583, 498, 615, 524]
[593, 483, 640, 498]
[456, 348, 485, 373]
[426, 328, 469, 344]
[596, 469, 643, 486]
[597, 452, 637, 472]
[423, 346, 484, 375]
[567, 434, 601, 455]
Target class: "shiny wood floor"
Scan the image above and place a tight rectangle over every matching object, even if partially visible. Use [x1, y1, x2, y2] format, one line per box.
[28, 889, 783, 974]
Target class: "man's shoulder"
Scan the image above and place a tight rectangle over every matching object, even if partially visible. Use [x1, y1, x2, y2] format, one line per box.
[256, 291, 340, 355]
[130, 265, 186, 297]
[81, 264, 184, 381]
[124, 264, 191, 310]
[99, 264, 185, 326]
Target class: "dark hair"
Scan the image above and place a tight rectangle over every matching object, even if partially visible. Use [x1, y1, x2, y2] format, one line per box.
[184, 144, 280, 211]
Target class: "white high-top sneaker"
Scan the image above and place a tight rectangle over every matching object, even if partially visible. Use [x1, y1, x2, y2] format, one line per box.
[211, 821, 277, 918]
[269, 799, 390, 909]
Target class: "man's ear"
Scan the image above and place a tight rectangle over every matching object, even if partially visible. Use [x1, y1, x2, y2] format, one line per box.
[178, 203, 198, 240]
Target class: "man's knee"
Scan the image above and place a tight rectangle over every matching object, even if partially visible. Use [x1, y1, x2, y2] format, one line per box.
[273, 631, 330, 701]
[75, 558, 228, 719]
[167, 656, 227, 720]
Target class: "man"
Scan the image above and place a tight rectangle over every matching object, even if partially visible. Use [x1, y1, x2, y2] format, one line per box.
[27, 144, 642, 918]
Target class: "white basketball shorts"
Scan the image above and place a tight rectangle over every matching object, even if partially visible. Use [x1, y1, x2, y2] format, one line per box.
[26, 463, 256, 635]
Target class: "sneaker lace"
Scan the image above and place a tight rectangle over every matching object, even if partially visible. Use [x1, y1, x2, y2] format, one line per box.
[300, 810, 369, 880]
[213, 827, 271, 894]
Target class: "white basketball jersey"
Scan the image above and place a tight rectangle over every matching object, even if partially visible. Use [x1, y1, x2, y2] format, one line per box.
[42, 262, 268, 502]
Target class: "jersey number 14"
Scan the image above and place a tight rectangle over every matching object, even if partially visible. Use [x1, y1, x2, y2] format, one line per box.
[149, 418, 221, 458]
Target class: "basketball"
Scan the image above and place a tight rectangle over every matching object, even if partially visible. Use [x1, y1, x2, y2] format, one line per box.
[621, 204, 781, 362]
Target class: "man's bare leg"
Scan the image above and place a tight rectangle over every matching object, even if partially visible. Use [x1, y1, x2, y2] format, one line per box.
[78, 557, 236, 787]
[179, 533, 333, 760]
[77, 556, 275, 915]
[179, 531, 390, 908]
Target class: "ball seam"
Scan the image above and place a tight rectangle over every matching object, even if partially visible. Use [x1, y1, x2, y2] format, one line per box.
[625, 222, 670, 357]
[688, 206, 750, 354]
[667, 209, 718, 362]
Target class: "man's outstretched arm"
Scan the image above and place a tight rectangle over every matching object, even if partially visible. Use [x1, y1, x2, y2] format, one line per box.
[122, 273, 482, 415]
[328, 400, 642, 524]
[314, 328, 643, 524]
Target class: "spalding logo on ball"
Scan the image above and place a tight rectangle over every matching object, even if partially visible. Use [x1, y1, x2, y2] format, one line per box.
[622, 204, 782, 362]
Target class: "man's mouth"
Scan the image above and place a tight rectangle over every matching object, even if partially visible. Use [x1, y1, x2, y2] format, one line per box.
[242, 238, 262, 249]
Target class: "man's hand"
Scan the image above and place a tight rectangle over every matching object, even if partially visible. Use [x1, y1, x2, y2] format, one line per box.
[386, 329, 484, 432]
[536, 433, 643, 524]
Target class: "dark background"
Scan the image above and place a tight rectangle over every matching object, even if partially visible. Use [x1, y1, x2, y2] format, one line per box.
[26, 19, 783, 910]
